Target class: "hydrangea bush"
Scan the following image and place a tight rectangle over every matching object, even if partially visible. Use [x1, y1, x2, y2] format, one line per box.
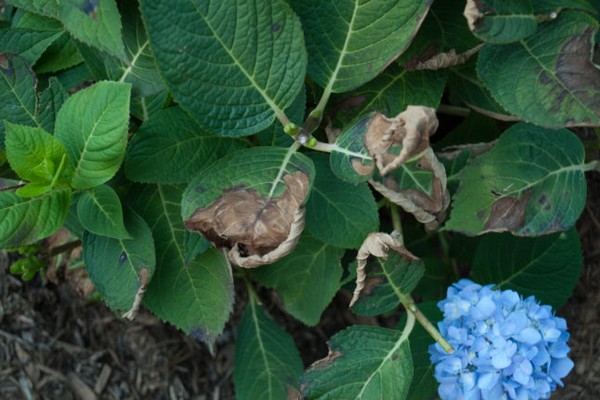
[430, 280, 574, 399]
[0, 0, 598, 399]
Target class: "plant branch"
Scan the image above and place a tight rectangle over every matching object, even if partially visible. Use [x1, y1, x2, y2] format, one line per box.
[401, 294, 454, 354]
[389, 203, 403, 245]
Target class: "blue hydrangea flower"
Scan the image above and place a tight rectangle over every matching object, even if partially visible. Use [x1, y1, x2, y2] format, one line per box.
[429, 279, 574, 400]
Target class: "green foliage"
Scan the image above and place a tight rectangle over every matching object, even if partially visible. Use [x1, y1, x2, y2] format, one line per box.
[1, 1, 598, 398]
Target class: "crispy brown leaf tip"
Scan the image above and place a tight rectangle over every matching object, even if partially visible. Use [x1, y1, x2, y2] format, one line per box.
[364, 106, 438, 176]
[185, 171, 309, 268]
[407, 45, 483, 71]
[464, 0, 483, 32]
[349, 232, 418, 307]
[121, 267, 150, 321]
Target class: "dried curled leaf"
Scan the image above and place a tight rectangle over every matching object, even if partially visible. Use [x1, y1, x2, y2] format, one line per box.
[350, 232, 418, 307]
[364, 106, 438, 175]
[408, 44, 483, 71]
[464, 0, 483, 32]
[371, 148, 450, 230]
[121, 267, 150, 321]
[185, 172, 309, 268]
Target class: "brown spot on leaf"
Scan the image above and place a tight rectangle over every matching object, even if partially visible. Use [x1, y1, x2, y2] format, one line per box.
[407, 45, 483, 71]
[308, 350, 343, 370]
[538, 194, 547, 205]
[272, 22, 281, 32]
[477, 209, 486, 220]
[351, 158, 374, 176]
[544, 203, 552, 211]
[185, 171, 309, 258]
[484, 191, 532, 232]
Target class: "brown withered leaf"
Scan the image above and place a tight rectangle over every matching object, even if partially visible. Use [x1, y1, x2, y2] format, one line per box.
[350, 232, 418, 307]
[483, 191, 533, 232]
[370, 148, 450, 229]
[185, 171, 309, 268]
[364, 106, 438, 176]
[464, 0, 484, 32]
[408, 44, 483, 71]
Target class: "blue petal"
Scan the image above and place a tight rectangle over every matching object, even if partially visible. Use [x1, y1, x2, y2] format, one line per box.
[549, 357, 574, 383]
[491, 352, 512, 369]
[519, 328, 542, 345]
[477, 372, 499, 389]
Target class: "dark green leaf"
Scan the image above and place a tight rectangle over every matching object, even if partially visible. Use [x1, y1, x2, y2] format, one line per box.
[125, 107, 244, 184]
[55, 81, 131, 189]
[83, 208, 156, 313]
[291, 0, 431, 93]
[351, 252, 425, 316]
[128, 184, 233, 348]
[77, 184, 130, 239]
[234, 297, 303, 400]
[251, 234, 344, 326]
[140, 0, 307, 136]
[477, 10, 600, 127]
[329, 113, 374, 184]
[445, 123, 587, 235]
[464, 0, 537, 44]
[38, 77, 68, 133]
[472, 228, 583, 308]
[301, 325, 413, 399]
[306, 153, 378, 249]
[0, 28, 62, 64]
[0, 188, 70, 248]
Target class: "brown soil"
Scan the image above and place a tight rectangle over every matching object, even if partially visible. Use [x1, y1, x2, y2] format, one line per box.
[1, 171, 599, 400]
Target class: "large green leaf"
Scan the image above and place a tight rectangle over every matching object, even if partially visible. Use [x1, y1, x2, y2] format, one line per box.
[464, 0, 537, 44]
[7, 0, 60, 18]
[0, 28, 63, 65]
[140, 0, 306, 136]
[59, 0, 126, 59]
[0, 188, 70, 248]
[351, 252, 425, 317]
[55, 81, 131, 189]
[478, 10, 600, 127]
[301, 325, 413, 399]
[125, 107, 244, 184]
[472, 228, 582, 308]
[234, 297, 303, 400]
[251, 234, 343, 326]
[445, 123, 587, 236]
[83, 208, 155, 314]
[331, 65, 447, 129]
[127, 184, 233, 348]
[306, 153, 378, 249]
[4, 122, 68, 183]
[0, 54, 40, 147]
[291, 0, 431, 93]
[77, 184, 130, 239]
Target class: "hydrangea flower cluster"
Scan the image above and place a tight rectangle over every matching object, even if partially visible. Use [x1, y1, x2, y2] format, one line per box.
[429, 279, 574, 400]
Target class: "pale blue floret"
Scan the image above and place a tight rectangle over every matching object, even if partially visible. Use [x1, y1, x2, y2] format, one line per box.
[429, 279, 574, 400]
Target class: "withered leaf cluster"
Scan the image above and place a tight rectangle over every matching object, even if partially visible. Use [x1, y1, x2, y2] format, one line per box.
[185, 171, 309, 268]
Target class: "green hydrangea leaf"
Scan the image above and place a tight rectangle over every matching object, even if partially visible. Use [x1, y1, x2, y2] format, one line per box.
[464, 0, 537, 44]
[77, 184, 130, 239]
[251, 234, 344, 326]
[472, 228, 583, 308]
[0, 28, 63, 65]
[125, 107, 244, 184]
[55, 81, 131, 189]
[445, 123, 588, 235]
[140, 0, 307, 136]
[83, 208, 156, 314]
[290, 0, 431, 93]
[234, 297, 303, 400]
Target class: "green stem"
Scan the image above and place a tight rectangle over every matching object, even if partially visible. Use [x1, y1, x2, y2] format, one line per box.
[50, 153, 68, 189]
[389, 203, 403, 244]
[582, 160, 599, 172]
[401, 294, 454, 354]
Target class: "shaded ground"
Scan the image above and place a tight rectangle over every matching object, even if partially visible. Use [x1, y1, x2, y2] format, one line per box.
[1, 172, 599, 400]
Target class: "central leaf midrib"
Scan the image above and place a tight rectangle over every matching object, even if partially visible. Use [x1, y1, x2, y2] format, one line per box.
[189, 1, 284, 118]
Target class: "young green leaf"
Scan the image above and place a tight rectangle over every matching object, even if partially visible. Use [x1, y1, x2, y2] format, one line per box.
[183, 147, 315, 268]
[77, 184, 130, 239]
[0, 188, 71, 248]
[351, 252, 425, 317]
[472, 228, 583, 308]
[0, 54, 40, 146]
[125, 107, 244, 184]
[306, 153, 379, 249]
[301, 325, 414, 399]
[128, 184, 233, 349]
[140, 0, 307, 136]
[251, 234, 344, 326]
[58, 0, 126, 60]
[464, 0, 537, 44]
[234, 297, 303, 400]
[5, 122, 69, 183]
[478, 10, 600, 127]
[290, 0, 431, 93]
[445, 123, 588, 236]
[55, 81, 131, 189]
[83, 208, 155, 316]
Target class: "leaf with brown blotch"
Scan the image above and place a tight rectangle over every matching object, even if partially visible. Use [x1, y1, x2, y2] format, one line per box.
[350, 232, 418, 307]
[370, 148, 450, 229]
[407, 44, 483, 71]
[364, 106, 439, 176]
[185, 172, 310, 268]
